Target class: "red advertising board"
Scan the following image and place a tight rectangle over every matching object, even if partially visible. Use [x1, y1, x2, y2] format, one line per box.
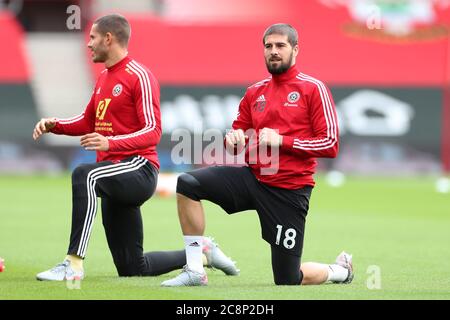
[87, 1, 450, 86]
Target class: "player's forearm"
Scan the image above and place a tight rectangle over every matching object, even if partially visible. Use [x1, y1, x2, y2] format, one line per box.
[108, 128, 161, 152]
[50, 120, 92, 136]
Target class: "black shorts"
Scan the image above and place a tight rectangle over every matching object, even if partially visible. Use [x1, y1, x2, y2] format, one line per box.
[177, 166, 313, 257]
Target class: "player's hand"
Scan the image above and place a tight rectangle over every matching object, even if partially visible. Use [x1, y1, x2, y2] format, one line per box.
[80, 132, 109, 151]
[225, 129, 248, 153]
[259, 127, 283, 147]
[33, 117, 57, 140]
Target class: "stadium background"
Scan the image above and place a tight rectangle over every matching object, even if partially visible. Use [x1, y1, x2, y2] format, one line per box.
[0, 0, 449, 300]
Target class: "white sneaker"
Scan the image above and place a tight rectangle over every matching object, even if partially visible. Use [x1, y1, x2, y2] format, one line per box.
[203, 236, 240, 276]
[161, 265, 208, 287]
[36, 259, 84, 281]
[334, 251, 354, 284]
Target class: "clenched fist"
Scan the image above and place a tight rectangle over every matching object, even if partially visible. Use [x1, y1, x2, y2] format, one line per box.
[258, 128, 283, 147]
[225, 129, 248, 154]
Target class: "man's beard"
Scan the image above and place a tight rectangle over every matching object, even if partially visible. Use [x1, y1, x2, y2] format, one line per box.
[92, 47, 108, 63]
[266, 53, 293, 75]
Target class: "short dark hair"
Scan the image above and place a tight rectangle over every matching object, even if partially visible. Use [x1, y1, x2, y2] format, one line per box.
[94, 14, 131, 47]
[263, 23, 298, 47]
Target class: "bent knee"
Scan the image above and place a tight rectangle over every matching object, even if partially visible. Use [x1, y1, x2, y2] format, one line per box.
[117, 268, 141, 277]
[72, 164, 92, 182]
[274, 278, 301, 286]
[113, 257, 143, 277]
[176, 173, 203, 201]
[273, 269, 303, 286]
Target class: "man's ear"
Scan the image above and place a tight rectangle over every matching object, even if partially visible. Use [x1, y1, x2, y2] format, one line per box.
[293, 44, 299, 57]
[105, 32, 113, 45]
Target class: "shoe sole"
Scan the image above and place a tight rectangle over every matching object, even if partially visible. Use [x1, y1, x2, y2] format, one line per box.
[36, 277, 64, 281]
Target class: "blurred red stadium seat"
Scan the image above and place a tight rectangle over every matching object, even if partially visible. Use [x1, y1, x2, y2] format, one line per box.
[0, 11, 30, 83]
[85, 1, 450, 87]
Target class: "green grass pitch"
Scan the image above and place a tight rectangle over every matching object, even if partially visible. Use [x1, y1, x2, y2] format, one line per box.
[0, 174, 449, 300]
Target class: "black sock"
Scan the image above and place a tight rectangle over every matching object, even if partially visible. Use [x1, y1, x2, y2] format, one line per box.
[141, 250, 186, 276]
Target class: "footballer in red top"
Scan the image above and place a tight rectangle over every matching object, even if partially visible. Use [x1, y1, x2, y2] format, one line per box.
[32, 14, 191, 281]
[163, 24, 351, 288]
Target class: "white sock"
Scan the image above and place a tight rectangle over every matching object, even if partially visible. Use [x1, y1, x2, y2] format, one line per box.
[184, 235, 204, 274]
[327, 264, 349, 282]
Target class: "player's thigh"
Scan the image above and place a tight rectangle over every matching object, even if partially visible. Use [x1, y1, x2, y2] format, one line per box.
[255, 185, 313, 257]
[71, 161, 112, 185]
[177, 166, 256, 214]
[96, 156, 158, 206]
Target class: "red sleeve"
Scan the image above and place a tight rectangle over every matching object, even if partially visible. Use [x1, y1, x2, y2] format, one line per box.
[50, 93, 95, 136]
[223, 90, 253, 154]
[281, 82, 339, 158]
[231, 91, 253, 132]
[107, 70, 161, 152]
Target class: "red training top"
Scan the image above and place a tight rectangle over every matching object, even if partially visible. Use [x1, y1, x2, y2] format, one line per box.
[232, 64, 339, 189]
[51, 56, 161, 169]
